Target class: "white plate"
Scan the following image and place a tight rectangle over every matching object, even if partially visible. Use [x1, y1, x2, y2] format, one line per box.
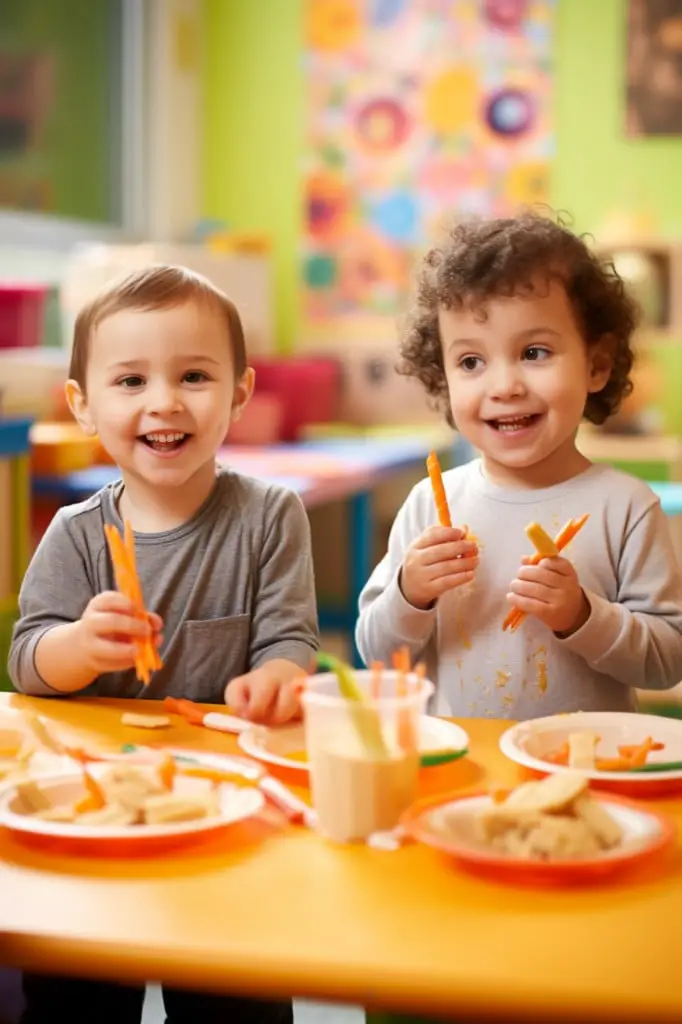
[499, 712, 682, 789]
[0, 771, 265, 847]
[237, 715, 469, 773]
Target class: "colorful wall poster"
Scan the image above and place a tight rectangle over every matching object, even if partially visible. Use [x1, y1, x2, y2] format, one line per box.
[302, 0, 556, 341]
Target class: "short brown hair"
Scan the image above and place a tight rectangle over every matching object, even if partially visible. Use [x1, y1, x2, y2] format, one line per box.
[69, 264, 247, 390]
[399, 211, 639, 426]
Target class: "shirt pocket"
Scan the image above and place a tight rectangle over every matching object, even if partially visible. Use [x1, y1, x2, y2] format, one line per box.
[180, 614, 251, 703]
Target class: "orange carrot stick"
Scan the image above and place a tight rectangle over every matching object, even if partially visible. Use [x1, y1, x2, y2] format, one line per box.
[426, 451, 452, 528]
[370, 661, 383, 700]
[503, 515, 589, 632]
[104, 521, 162, 684]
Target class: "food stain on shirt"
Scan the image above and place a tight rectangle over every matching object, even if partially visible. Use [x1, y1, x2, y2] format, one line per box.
[495, 669, 511, 689]
[532, 644, 548, 694]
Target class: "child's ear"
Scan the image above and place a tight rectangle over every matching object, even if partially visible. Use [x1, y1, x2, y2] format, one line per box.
[65, 379, 97, 436]
[587, 336, 615, 394]
[231, 366, 255, 422]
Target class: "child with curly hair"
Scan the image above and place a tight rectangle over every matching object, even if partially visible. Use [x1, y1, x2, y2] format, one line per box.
[356, 212, 682, 717]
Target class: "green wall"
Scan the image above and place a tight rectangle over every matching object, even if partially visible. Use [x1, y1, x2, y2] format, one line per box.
[0, 0, 114, 223]
[203, 0, 304, 352]
[203, 0, 682, 351]
[554, 0, 682, 235]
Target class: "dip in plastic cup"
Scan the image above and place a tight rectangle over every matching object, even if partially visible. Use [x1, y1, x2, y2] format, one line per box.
[301, 669, 433, 843]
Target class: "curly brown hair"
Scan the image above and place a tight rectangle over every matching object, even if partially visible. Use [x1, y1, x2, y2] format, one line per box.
[398, 211, 639, 426]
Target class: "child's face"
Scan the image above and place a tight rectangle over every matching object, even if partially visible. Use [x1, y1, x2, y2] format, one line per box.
[67, 299, 252, 494]
[438, 280, 611, 486]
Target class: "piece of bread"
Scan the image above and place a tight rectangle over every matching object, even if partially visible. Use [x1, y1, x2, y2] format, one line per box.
[573, 795, 623, 849]
[16, 779, 52, 813]
[143, 792, 216, 825]
[121, 713, 170, 729]
[568, 731, 598, 769]
[501, 772, 588, 813]
[35, 804, 78, 823]
[77, 804, 137, 826]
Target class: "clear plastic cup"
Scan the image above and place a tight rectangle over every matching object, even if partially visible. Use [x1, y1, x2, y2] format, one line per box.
[301, 669, 434, 843]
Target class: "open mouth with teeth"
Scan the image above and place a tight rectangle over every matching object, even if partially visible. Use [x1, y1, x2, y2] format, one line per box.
[487, 414, 542, 433]
[140, 431, 190, 452]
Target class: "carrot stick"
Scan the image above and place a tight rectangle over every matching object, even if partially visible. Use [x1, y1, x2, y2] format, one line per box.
[370, 661, 383, 700]
[104, 521, 162, 684]
[503, 515, 589, 632]
[543, 743, 569, 765]
[392, 648, 416, 752]
[426, 451, 452, 528]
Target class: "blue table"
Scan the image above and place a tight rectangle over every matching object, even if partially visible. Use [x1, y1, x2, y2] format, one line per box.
[651, 482, 682, 516]
[33, 435, 454, 666]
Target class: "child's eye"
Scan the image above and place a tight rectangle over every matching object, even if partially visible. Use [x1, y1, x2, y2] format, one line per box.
[118, 375, 144, 389]
[523, 345, 551, 362]
[459, 355, 484, 372]
[183, 370, 209, 384]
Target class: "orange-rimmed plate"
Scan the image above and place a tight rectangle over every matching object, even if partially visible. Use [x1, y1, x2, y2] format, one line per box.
[401, 791, 676, 887]
[499, 712, 682, 797]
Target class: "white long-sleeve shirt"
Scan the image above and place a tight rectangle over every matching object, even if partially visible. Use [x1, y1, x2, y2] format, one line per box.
[356, 460, 682, 718]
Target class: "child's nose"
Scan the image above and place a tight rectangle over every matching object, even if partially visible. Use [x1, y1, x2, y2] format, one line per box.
[147, 381, 182, 414]
[488, 364, 526, 400]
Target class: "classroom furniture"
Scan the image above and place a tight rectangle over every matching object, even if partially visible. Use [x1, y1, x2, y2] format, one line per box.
[0, 419, 31, 691]
[31, 435, 453, 666]
[0, 693, 680, 1023]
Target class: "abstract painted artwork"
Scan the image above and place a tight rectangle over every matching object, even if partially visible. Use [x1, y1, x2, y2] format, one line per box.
[302, 0, 556, 339]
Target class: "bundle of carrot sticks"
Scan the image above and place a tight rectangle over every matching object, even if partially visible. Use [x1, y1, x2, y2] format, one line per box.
[104, 521, 162, 684]
[502, 515, 589, 632]
[424, 452, 589, 633]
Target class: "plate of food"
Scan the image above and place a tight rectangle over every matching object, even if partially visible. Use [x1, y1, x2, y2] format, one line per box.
[0, 756, 265, 853]
[401, 771, 675, 885]
[0, 707, 77, 788]
[237, 715, 469, 774]
[499, 712, 682, 796]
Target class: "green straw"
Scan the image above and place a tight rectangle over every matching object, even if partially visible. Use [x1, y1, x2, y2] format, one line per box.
[316, 652, 389, 758]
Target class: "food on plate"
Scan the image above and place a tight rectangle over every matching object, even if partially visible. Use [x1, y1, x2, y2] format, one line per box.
[568, 730, 599, 768]
[437, 772, 624, 860]
[544, 731, 665, 772]
[14, 760, 221, 828]
[121, 712, 170, 729]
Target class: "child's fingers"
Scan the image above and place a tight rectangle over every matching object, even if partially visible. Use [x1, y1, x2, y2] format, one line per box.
[431, 569, 477, 595]
[516, 563, 563, 588]
[270, 683, 302, 726]
[412, 526, 466, 549]
[91, 591, 138, 614]
[92, 638, 139, 668]
[224, 676, 249, 714]
[92, 612, 152, 639]
[508, 577, 552, 604]
[430, 555, 479, 578]
[421, 540, 478, 565]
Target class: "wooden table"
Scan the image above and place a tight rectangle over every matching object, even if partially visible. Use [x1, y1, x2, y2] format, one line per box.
[1, 694, 681, 1023]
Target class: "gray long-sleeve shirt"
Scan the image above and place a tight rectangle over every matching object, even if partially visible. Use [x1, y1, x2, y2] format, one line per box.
[9, 470, 319, 701]
[356, 460, 682, 718]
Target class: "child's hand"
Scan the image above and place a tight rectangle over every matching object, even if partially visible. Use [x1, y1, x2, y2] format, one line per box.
[507, 555, 590, 635]
[225, 658, 306, 725]
[400, 526, 478, 610]
[76, 592, 163, 675]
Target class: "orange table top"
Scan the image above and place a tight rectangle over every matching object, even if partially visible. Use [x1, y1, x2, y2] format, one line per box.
[0, 693, 681, 1022]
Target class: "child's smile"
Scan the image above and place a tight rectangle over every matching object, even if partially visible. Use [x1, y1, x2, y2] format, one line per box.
[138, 430, 192, 456]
